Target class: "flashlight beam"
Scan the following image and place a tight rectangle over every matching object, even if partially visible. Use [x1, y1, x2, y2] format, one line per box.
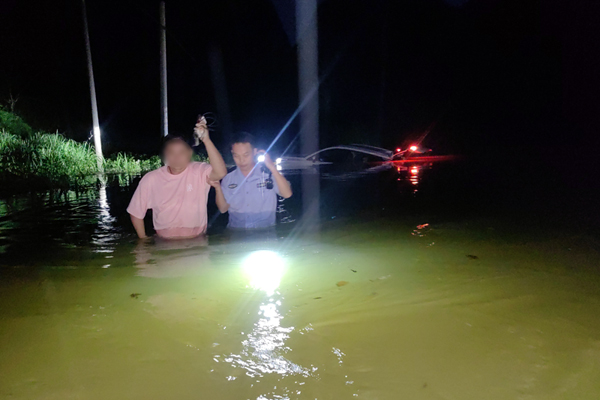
[264, 83, 319, 155]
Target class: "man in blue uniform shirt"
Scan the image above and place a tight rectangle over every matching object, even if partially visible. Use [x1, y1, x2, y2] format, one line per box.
[208, 133, 292, 229]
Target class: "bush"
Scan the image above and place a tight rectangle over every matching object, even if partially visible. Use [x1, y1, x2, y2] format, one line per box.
[104, 153, 162, 174]
[140, 155, 163, 171]
[192, 153, 209, 163]
[0, 107, 33, 139]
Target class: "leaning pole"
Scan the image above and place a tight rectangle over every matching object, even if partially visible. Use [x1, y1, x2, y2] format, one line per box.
[296, 0, 320, 231]
[81, 0, 104, 171]
[159, 1, 168, 137]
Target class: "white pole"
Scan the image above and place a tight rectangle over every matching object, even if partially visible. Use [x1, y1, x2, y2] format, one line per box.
[82, 0, 104, 171]
[160, 1, 168, 137]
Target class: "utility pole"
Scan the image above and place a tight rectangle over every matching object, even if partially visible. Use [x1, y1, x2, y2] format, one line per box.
[82, 0, 104, 170]
[160, 1, 168, 137]
[296, 0, 320, 230]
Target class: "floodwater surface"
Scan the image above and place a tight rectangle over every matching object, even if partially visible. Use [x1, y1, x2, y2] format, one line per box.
[1, 162, 600, 400]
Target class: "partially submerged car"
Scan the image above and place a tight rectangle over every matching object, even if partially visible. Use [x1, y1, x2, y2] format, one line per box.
[275, 144, 394, 173]
[275, 143, 431, 170]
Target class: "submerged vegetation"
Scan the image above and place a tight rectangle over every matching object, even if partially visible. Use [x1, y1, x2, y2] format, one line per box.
[0, 109, 163, 192]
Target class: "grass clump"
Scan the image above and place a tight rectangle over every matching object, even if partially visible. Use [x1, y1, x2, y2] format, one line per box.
[192, 153, 209, 163]
[0, 130, 98, 189]
[104, 153, 162, 174]
[0, 130, 163, 192]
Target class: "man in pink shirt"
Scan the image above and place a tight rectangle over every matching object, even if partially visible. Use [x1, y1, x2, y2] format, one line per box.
[127, 119, 227, 239]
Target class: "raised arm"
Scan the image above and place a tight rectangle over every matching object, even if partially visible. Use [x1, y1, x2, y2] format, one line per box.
[263, 153, 292, 199]
[204, 138, 227, 181]
[194, 119, 227, 181]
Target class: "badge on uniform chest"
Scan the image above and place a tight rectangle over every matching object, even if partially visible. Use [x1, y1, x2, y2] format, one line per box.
[228, 183, 238, 189]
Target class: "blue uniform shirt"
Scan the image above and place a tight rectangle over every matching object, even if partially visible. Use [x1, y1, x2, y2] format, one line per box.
[221, 167, 281, 229]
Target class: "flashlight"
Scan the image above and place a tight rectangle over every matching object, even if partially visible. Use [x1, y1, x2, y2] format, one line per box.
[242, 251, 285, 295]
[257, 154, 266, 163]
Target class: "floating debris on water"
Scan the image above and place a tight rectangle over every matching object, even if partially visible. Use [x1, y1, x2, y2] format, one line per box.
[130, 293, 141, 299]
[466, 255, 478, 260]
[336, 281, 349, 287]
[412, 223, 430, 237]
[350, 269, 357, 273]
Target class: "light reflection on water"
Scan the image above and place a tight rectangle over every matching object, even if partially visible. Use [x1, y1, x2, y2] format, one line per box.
[395, 164, 421, 193]
[220, 298, 314, 379]
[216, 251, 317, 399]
[92, 181, 118, 256]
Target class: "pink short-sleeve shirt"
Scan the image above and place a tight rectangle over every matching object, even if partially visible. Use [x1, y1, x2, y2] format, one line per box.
[127, 162, 213, 238]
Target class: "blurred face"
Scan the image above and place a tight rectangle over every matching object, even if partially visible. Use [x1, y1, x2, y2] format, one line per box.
[231, 142, 256, 171]
[164, 140, 193, 170]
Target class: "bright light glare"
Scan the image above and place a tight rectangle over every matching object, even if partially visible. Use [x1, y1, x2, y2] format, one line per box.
[275, 157, 282, 164]
[411, 167, 419, 175]
[242, 251, 285, 295]
[257, 154, 266, 163]
[410, 145, 418, 151]
[396, 148, 401, 153]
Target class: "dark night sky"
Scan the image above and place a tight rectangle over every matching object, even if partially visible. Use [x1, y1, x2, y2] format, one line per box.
[1, 0, 599, 159]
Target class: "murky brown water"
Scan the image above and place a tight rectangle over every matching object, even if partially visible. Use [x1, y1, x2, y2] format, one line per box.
[1, 169, 600, 399]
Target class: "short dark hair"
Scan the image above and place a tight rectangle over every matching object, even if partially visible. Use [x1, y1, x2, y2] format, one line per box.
[231, 132, 256, 149]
